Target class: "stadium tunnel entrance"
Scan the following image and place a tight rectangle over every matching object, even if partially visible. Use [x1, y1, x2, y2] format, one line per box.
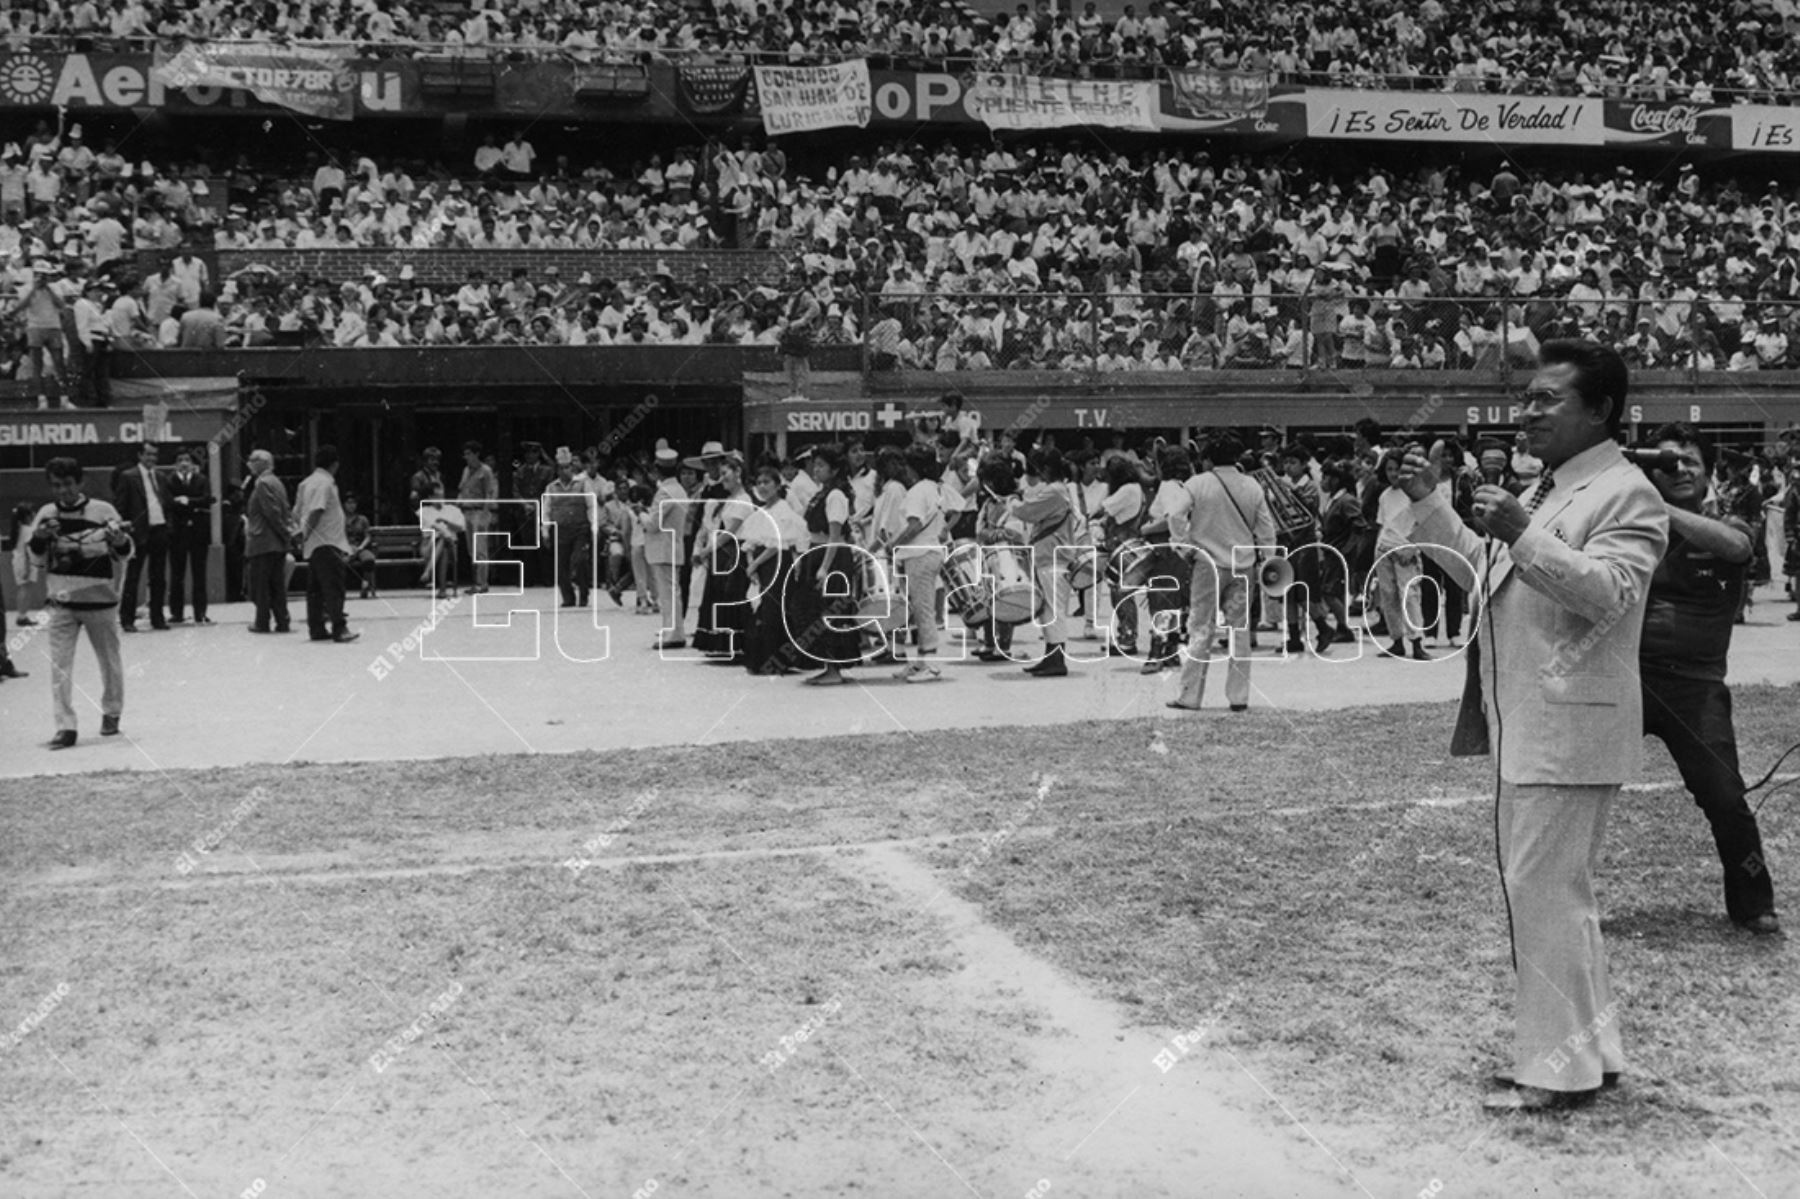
[232, 379, 743, 526]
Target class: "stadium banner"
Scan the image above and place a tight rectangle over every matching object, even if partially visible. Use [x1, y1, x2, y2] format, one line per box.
[679, 64, 757, 116]
[966, 73, 1158, 131]
[1729, 105, 1800, 152]
[152, 43, 357, 120]
[1304, 90, 1605, 145]
[754, 60, 872, 134]
[1167, 67, 1269, 119]
[0, 51, 410, 114]
[1602, 100, 1731, 149]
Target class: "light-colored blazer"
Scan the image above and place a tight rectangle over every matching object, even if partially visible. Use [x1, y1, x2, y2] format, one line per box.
[1411, 440, 1668, 786]
[642, 477, 688, 566]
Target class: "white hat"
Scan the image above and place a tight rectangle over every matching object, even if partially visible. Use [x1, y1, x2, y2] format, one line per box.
[653, 438, 678, 466]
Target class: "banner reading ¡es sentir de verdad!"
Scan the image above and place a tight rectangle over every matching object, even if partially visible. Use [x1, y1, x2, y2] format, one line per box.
[754, 60, 871, 134]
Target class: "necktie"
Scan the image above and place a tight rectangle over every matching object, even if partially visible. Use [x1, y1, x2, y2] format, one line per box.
[1524, 468, 1556, 516]
[1454, 468, 1556, 760]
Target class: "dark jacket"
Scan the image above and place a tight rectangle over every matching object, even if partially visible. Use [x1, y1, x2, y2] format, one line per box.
[167, 466, 215, 538]
[245, 472, 293, 556]
[112, 463, 174, 539]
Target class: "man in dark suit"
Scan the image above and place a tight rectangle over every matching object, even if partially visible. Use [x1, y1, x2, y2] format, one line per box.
[166, 447, 214, 624]
[244, 449, 294, 634]
[113, 440, 172, 631]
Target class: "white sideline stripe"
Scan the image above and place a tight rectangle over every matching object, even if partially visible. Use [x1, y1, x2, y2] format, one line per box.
[1269, 771, 1800, 818]
[18, 773, 1796, 895]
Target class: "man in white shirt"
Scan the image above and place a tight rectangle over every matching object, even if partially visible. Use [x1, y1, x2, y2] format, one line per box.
[1169, 432, 1275, 712]
[472, 136, 503, 175]
[71, 278, 112, 407]
[502, 134, 536, 178]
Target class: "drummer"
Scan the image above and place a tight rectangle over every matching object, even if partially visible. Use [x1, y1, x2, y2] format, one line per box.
[1098, 456, 1146, 658]
[1137, 445, 1194, 673]
[970, 454, 1021, 663]
[793, 444, 863, 687]
[1014, 447, 1078, 679]
[871, 444, 947, 683]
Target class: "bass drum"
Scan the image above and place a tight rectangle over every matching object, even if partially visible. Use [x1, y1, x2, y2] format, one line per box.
[987, 545, 1036, 626]
[943, 539, 992, 627]
[855, 553, 907, 635]
[1066, 541, 1099, 591]
[1107, 537, 1154, 589]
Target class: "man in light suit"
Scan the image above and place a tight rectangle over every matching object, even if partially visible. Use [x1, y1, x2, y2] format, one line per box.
[1400, 340, 1668, 1113]
[643, 443, 689, 650]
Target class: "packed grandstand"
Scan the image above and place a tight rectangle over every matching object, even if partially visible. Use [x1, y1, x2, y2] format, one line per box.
[3, 0, 1798, 106]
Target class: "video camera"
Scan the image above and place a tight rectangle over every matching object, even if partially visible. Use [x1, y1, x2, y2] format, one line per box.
[1623, 447, 1684, 472]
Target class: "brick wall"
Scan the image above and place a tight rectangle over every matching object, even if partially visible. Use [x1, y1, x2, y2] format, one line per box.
[207, 248, 786, 290]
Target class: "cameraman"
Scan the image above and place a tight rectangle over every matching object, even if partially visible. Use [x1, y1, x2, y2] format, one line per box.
[1638, 423, 1780, 936]
[27, 457, 132, 749]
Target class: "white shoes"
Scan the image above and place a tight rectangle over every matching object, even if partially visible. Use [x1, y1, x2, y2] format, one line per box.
[895, 660, 942, 683]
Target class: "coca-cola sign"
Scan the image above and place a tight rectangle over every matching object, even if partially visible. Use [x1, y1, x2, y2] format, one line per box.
[1605, 99, 1724, 147]
[1628, 104, 1699, 134]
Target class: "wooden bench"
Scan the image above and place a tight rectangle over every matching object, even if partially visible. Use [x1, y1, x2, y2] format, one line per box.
[286, 525, 432, 594]
[362, 525, 430, 590]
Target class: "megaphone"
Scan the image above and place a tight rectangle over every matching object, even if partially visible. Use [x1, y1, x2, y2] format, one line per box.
[1259, 555, 1296, 598]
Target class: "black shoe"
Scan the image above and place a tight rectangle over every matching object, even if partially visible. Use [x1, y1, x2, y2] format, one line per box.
[975, 650, 1007, 663]
[100, 715, 120, 736]
[249, 626, 272, 634]
[309, 633, 333, 641]
[1025, 648, 1068, 676]
[1229, 703, 1249, 712]
[0, 661, 25, 679]
[1491, 1069, 1617, 1091]
[1284, 639, 1305, 654]
[332, 631, 361, 644]
[151, 621, 169, 631]
[1735, 913, 1783, 936]
[195, 616, 213, 625]
[274, 626, 292, 634]
[1314, 635, 1332, 656]
[121, 623, 139, 633]
[1410, 642, 1433, 662]
[1332, 628, 1356, 643]
[49, 730, 76, 750]
[1379, 641, 1406, 659]
[1483, 1085, 1600, 1113]
[167, 616, 186, 625]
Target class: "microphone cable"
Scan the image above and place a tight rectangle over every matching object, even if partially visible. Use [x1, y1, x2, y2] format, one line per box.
[1749, 739, 1800, 816]
[1480, 532, 1519, 973]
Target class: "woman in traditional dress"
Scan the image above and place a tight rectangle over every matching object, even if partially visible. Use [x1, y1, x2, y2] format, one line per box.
[692, 453, 754, 661]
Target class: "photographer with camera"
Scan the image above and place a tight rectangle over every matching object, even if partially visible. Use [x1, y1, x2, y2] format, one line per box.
[26, 457, 133, 749]
[1634, 424, 1781, 937]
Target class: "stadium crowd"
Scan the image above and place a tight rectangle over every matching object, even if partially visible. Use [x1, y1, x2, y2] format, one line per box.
[4, 0, 1800, 103]
[9, 126, 1800, 393]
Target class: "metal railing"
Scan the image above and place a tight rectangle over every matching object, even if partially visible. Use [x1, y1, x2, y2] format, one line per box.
[859, 291, 1800, 383]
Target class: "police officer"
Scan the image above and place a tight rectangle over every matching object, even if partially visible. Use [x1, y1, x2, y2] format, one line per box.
[1639, 422, 1781, 936]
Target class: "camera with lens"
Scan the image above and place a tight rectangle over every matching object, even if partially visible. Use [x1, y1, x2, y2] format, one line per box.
[1623, 447, 1683, 472]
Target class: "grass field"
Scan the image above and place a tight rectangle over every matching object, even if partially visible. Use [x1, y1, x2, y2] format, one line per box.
[3, 687, 1797, 1197]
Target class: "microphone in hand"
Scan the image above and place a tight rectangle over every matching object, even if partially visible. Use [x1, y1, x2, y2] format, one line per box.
[1397, 442, 1439, 502]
